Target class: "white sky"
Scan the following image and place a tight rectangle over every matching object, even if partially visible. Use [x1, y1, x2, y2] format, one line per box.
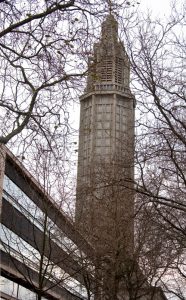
[139, 0, 172, 16]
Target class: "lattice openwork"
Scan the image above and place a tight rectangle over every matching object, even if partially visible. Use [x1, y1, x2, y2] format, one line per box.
[99, 56, 113, 82]
[115, 57, 123, 84]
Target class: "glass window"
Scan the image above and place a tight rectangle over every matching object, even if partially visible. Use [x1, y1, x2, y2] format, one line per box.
[0, 276, 19, 298]
[0, 227, 88, 299]
[18, 285, 36, 300]
[1, 224, 40, 269]
[3, 175, 45, 232]
[0, 275, 46, 300]
[3, 176, 85, 260]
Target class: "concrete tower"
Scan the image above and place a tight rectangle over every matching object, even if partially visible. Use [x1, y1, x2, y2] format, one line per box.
[76, 15, 135, 259]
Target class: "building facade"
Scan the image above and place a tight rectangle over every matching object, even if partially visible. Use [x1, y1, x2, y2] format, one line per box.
[0, 145, 94, 300]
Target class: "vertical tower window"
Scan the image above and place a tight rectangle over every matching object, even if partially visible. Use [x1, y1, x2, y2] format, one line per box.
[98, 56, 113, 82]
[115, 57, 123, 84]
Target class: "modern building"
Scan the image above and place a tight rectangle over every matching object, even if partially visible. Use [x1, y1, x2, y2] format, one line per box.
[0, 145, 95, 300]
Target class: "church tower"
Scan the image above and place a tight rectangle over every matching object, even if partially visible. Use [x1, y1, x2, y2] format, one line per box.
[75, 15, 135, 260]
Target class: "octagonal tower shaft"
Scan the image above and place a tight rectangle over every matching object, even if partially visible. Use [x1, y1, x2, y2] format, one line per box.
[76, 15, 135, 257]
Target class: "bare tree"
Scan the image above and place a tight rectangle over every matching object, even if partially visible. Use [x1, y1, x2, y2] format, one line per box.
[0, 0, 133, 213]
[1, 1, 185, 299]
[0, 0, 108, 155]
[119, 0, 186, 297]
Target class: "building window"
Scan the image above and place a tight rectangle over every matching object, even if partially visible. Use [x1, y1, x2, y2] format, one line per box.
[115, 57, 123, 84]
[2, 176, 84, 259]
[0, 225, 88, 298]
[0, 276, 39, 300]
[98, 56, 113, 82]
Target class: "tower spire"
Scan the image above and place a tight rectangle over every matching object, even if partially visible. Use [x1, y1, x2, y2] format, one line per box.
[107, 0, 113, 15]
[86, 15, 131, 95]
[101, 14, 118, 42]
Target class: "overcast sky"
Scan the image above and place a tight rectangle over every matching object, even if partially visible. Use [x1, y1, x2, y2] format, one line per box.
[139, 0, 171, 15]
